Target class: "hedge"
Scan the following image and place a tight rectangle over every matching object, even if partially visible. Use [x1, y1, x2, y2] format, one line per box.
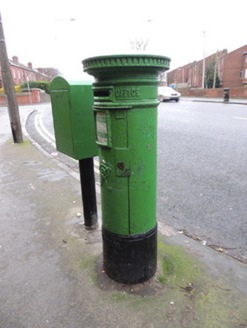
[0, 85, 21, 93]
[20, 81, 50, 94]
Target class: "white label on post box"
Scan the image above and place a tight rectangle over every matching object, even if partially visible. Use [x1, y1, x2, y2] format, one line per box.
[96, 112, 108, 145]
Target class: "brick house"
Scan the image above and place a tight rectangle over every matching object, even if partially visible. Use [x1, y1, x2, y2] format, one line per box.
[166, 63, 192, 88]
[167, 45, 247, 89]
[0, 55, 60, 88]
[221, 45, 247, 88]
[187, 50, 228, 88]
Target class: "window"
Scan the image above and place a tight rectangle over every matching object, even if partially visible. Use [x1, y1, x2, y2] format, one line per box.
[13, 68, 16, 79]
[245, 69, 247, 79]
[18, 70, 21, 79]
[245, 55, 247, 63]
[240, 70, 243, 79]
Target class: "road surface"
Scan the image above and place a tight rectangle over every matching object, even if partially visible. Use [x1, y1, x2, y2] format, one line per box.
[26, 100, 247, 263]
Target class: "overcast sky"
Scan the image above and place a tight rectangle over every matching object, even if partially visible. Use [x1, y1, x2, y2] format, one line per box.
[1, 0, 246, 80]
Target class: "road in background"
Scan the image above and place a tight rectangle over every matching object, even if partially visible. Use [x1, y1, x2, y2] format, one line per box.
[157, 100, 247, 262]
[26, 101, 247, 262]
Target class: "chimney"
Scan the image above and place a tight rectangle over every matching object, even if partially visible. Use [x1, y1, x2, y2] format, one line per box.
[28, 62, 33, 69]
[12, 56, 19, 63]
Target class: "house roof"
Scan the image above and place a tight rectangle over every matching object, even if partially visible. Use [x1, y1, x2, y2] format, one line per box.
[9, 60, 33, 72]
[9, 60, 51, 78]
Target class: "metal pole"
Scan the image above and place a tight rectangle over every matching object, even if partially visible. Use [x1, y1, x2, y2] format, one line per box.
[27, 76, 32, 104]
[202, 31, 206, 89]
[79, 158, 98, 230]
[213, 50, 218, 89]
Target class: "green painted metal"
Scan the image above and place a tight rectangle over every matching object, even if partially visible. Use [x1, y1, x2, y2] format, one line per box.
[50, 77, 99, 160]
[83, 55, 170, 235]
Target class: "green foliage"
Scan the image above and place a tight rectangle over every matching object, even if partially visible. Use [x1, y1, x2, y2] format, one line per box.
[20, 80, 50, 94]
[206, 75, 220, 89]
[0, 85, 22, 93]
[205, 60, 220, 89]
[15, 85, 21, 93]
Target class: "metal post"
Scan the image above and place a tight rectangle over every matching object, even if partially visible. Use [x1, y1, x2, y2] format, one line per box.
[202, 31, 206, 89]
[79, 158, 98, 230]
[27, 77, 32, 104]
[213, 51, 218, 89]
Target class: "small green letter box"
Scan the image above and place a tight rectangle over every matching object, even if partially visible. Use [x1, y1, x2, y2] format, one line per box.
[50, 77, 99, 159]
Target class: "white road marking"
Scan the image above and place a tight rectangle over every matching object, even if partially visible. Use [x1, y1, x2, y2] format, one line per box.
[233, 117, 247, 120]
[39, 112, 55, 142]
[35, 111, 99, 174]
[160, 105, 188, 112]
[35, 112, 56, 147]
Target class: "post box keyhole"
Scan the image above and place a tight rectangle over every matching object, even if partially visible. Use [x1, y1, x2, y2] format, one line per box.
[117, 162, 124, 171]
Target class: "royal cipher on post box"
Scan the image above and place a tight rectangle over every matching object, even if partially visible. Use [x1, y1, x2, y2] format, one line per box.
[50, 77, 98, 160]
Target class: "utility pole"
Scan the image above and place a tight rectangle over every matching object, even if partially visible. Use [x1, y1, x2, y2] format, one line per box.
[0, 12, 23, 143]
[213, 50, 218, 89]
[202, 31, 206, 89]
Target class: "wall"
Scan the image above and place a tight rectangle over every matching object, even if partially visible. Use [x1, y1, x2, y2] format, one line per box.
[0, 89, 41, 105]
[179, 87, 247, 99]
[40, 91, 50, 103]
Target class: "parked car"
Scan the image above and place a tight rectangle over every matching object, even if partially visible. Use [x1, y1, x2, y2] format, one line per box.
[158, 86, 181, 102]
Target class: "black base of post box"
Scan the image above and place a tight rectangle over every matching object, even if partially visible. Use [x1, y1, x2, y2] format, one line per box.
[102, 224, 157, 284]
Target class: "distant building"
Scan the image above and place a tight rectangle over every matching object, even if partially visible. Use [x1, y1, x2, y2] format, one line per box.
[0, 55, 61, 88]
[167, 45, 247, 89]
[222, 45, 247, 88]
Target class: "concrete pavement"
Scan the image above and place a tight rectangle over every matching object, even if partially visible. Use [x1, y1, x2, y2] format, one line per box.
[0, 103, 247, 328]
[181, 96, 247, 105]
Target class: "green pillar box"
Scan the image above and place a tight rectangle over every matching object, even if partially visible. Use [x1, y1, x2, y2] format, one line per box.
[83, 55, 170, 284]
